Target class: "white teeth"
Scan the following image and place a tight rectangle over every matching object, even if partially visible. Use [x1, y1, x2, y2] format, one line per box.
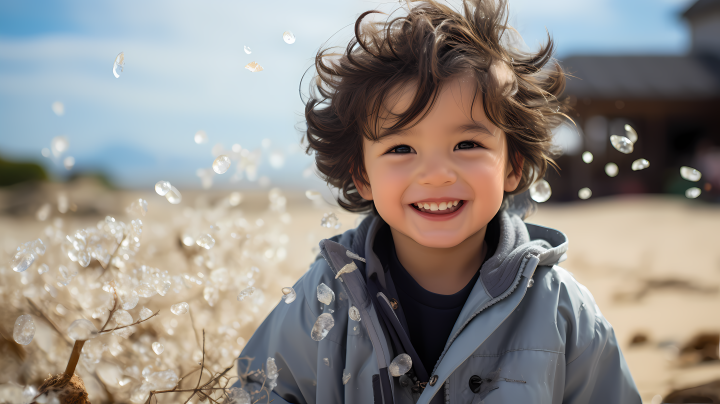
[439, 202, 447, 210]
[453, 200, 459, 206]
[430, 203, 438, 211]
[423, 203, 430, 210]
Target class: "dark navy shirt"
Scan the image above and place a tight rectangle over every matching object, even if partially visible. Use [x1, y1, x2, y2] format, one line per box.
[374, 217, 499, 375]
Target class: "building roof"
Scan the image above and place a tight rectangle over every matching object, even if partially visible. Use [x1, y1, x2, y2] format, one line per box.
[682, 0, 720, 20]
[559, 55, 720, 99]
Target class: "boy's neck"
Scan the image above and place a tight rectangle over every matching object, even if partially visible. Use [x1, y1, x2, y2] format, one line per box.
[389, 225, 488, 296]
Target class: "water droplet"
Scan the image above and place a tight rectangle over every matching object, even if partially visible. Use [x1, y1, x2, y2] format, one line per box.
[237, 286, 256, 301]
[317, 283, 335, 305]
[335, 261, 358, 279]
[170, 302, 189, 315]
[196, 234, 215, 249]
[212, 155, 231, 174]
[269, 150, 285, 169]
[624, 124, 638, 143]
[266, 357, 279, 389]
[38, 263, 49, 274]
[605, 163, 619, 177]
[283, 31, 296, 44]
[528, 278, 534, 288]
[342, 369, 351, 385]
[165, 186, 182, 204]
[51, 136, 69, 157]
[244, 45, 252, 54]
[67, 319, 97, 340]
[529, 179, 551, 203]
[36, 203, 51, 221]
[610, 135, 633, 154]
[631, 159, 650, 171]
[245, 61, 264, 72]
[126, 198, 148, 217]
[139, 307, 153, 321]
[321, 212, 341, 229]
[194, 130, 208, 144]
[578, 187, 592, 200]
[113, 52, 124, 78]
[581, 151, 593, 164]
[685, 187, 701, 199]
[155, 181, 171, 196]
[311, 313, 335, 341]
[323, 357, 330, 366]
[349, 306, 361, 322]
[52, 101, 65, 116]
[152, 342, 164, 355]
[305, 190, 321, 200]
[388, 353, 412, 376]
[63, 156, 75, 170]
[226, 387, 251, 404]
[680, 166, 702, 182]
[281, 287, 296, 304]
[11, 250, 35, 273]
[229, 192, 243, 206]
[13, 315, 35, 345]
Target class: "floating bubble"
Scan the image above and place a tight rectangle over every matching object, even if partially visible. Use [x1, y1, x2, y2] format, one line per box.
[36, 203, 51, 221]
[41, 148, 50, 158]
[311, 313, 334, 341]
[283, 31, 296, 44]
[269, 150, 285, 169]
[13, 314, 35, 345]
[170, 302, 189, 315]
[152, 342, 164, 355]
[342, 369, 351, 385]
[388, 353, 412, 377]
[11, 250, 35, 273]
[605, 163, 619, 177]
[680, 166, 702, 182]
[529, 179, 551, 203]
[624, 124, 638, 143]
[244, 46, 252, 54]
[581, 151, 593, 164]
[126, 198, 148, 217]
[349, 306, 361, 322]
[321, 213, 341, 229]
[685, 187, 701, 199]
[317, 283, 335, 305]
[631, 159, 650, 171]
[38, 263, 49, 275]
[52, 101, 65, 116]
[578, 187, 592, 200]
[196, 234, 215, 249]
[281, 287, 296, 304]
[610, 135, 633, 154]
[245, 61, 264, 73]
[63, 156, 75, 170]
[155, 181, 171, 196]
[237, 286, 256, 301]
[165, 186, 182, 204]
[194, 130, 208, 144]
[67, 319, 97, 340]
[229, 192, 243, 206]
[113, 52, 125, 78]
[305, 190, 321, 200]
[212, 155, 231, 174]
[51, 136, 69, 157]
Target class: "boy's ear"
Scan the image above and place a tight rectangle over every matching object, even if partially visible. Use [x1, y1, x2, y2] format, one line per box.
[503, 154, 525, 193]
[352, 175, 373, 201]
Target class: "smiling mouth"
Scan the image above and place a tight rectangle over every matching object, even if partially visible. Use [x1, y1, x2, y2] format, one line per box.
[410, 200, 465, 214]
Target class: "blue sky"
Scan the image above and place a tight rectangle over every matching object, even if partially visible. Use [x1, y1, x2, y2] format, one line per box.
[0, 0, 696, 190]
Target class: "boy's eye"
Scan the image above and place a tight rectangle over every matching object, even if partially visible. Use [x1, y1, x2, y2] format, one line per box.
[455, 141, 482, 150]
[387, 145, 414, 154]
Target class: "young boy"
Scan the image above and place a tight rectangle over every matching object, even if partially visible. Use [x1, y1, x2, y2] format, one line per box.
[237, 0, 640, 402]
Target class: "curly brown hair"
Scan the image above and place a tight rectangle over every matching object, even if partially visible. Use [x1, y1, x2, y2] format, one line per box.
[303, 0, 567, 215]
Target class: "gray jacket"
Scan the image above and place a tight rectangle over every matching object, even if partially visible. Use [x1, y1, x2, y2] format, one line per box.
[237, 212, 641, 403]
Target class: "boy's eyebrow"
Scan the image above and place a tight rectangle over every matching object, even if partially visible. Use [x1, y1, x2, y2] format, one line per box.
[457, 122, 494, 136]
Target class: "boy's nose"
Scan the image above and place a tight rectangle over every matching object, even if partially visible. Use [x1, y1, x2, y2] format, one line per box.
[417, 157, 457, 186]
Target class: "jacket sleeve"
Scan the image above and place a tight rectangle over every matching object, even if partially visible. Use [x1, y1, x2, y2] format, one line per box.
[562, 300, 641, 403]
[235, 262, 323, 404]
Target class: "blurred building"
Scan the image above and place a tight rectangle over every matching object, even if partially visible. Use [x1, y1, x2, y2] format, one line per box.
[552, 0, 720, 201]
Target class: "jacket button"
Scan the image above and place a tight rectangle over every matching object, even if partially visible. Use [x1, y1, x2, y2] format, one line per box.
[428, 375, 438, 386]
[389, 298, 399, 310]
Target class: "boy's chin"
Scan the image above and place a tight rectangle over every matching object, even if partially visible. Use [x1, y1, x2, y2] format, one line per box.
[407, 231, 470, 249]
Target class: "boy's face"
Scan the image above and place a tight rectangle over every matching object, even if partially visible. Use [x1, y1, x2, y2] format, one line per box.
[355, 72, 522, 249]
